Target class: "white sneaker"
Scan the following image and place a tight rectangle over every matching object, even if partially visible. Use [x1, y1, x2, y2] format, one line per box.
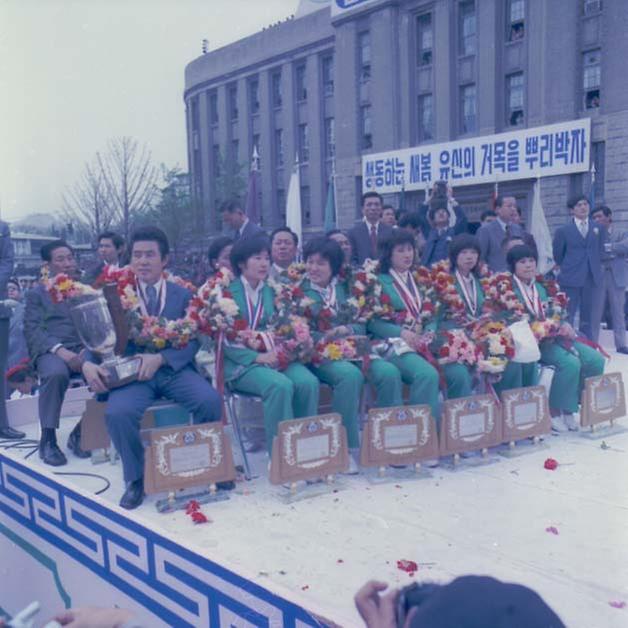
[342, 456, 360, 475]
[551, 415, 569, 433]
[563, 413, 580, 431]
[423, 458, 439, 468]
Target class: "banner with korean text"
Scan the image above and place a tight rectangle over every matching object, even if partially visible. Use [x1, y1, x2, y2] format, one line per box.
[362, 118, 591, 193]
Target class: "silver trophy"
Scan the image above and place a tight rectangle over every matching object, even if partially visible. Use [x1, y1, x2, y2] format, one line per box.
[71, 296, 141, 388]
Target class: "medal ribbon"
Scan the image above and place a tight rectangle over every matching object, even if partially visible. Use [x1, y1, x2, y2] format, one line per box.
[513, 276, 544, 320]
[390, 270, 422, 320]
[455, 271, 478, 316]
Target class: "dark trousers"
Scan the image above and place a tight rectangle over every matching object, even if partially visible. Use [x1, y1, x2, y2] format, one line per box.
[105, 365, 222, 483]
[36, 353, 71, 429]
[0, 318, 8, 427]
[564, 272, 601, 340]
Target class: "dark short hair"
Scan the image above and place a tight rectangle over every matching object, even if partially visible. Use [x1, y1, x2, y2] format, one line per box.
[41, 240, 73, 262]
[449, 234, 481, 272]
[398, 212, 421, 230]
[428, 203, 450, 222]
[303, 237, 344, 278]
[395, 208, 408, 222]
[326, 228, 344, 238]
[361, 191, 383, 206]
[230, 235, 271, 276]
[567, 194, 589, 209]
[481, 209, 497, 222]
[382, 204, 396, 213]
[507, 244, 538, 273]
[129, 226, 170, 259]
[501, 235, 526, 252]
[7, 276, 20, 289]
[495, 195, 515, 209]
[97, 231, 124, 249]
[591, 204, 611, 218]
[220, 198, 244, 214]
[270, 226, 298, 247]
[207, 236, 234, 266]
[379, 229, 416, 274]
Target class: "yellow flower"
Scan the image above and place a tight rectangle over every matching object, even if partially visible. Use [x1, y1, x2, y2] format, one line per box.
[154, 338, 166, 349]
[325, 343, 342, 360]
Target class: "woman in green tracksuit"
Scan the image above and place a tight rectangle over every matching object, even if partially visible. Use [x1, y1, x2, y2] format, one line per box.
[367, 230, 471, 427]
[300, 237, 402, 452]
[223, 236, 319, 452]
[502, 244, 605, 431]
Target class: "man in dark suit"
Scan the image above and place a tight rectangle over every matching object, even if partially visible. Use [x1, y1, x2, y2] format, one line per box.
[82, 226, 222, 509]
[23, 240, 89, 464]
[552, 195, 606, 340]
[477, 195, 524, 272]
[348, 191, 394, 264]
[1, 220, 26, 439]
[418, 181, 468, 240]
[82, 231, 125, 285]
[420, 199, 456, 267]
[220, 199, 265, 241]
[590, 205, 628, 351]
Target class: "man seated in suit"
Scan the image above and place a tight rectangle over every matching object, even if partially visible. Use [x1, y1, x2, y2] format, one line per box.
[220, 199, 265, 241]
[83, 231, 125, 285]
[476, 195, 524, 272]
[420, 199, 455, 267]
[23, 240, 89, 464]
[269, 227, 298, 281]
[552, 195, 606, 340]
[81, 226, 222, 509]
[348, 191, 394, 264]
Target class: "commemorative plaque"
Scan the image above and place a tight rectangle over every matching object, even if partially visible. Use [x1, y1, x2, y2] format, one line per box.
[359, 405, 439, 475]
[143, 423, 236, 511]
[580, 372, 626, 430]
[440, 394, 502, 463]
[269, 413, 349, 491]
[500, 386, 551, 447]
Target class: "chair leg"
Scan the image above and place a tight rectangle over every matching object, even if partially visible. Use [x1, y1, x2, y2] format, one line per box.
[227, 394, 252, 481]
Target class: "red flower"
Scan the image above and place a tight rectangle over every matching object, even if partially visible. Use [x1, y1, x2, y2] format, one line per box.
[397, 559, 418, 575]
[380, 294, 391, 305]
[233, 319, 248, 331]
[292, 287, 304, 298]
[191, 511, 209, 524]
[222, 289, 232, 298]
[185, 500, 200, 514]
[544, 458, 558, 470]
[439, 346, 450, 358]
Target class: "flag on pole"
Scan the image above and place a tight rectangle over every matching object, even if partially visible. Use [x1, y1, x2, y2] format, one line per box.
[589, 162, 597, 210]
[323, 170, 337, 233]
[530, 178, 554, 275]
[491, 179, 499, 210]
[286, 153, 302, 245]
[245, 146, 260, 224]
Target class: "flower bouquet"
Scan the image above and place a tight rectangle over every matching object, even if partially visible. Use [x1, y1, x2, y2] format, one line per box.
[312, 335, 371, 366]
[430, 328, 478, 366]
[471, 318, 515, 373]
[47, 273, 99, 304]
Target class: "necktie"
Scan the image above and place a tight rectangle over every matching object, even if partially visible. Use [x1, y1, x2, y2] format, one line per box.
[146, 285, 158, 316]
[579, 220, 588, 238]
[233, 229, 241, 241]
[370, 224, 377, 257]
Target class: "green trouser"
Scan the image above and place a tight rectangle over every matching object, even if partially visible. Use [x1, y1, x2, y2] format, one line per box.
[441, 363, 473, 400]
[540, 340, 605, 413]
[230, 362, 320, 453]
[493, 361, 539, 396]
[389, 352, 440, 428]
[310, 360, 366, 448]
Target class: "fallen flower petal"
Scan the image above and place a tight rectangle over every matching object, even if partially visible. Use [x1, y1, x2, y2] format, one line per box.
[397, 559, 418, 573]
[544, 458, 559, 470]
[185, 500, 201, 514]
[545, 526, 559, 535]
[191, 511, 209, 524]
[609, 601, 626, 609]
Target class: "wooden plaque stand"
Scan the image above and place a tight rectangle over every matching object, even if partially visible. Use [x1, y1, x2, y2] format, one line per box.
[581, 372, 626, 430]
[500, 385, 551, 448]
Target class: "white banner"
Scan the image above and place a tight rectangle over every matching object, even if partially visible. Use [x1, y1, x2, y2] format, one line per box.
[331, 0, 379, 18]
[362, 118, 591, 193]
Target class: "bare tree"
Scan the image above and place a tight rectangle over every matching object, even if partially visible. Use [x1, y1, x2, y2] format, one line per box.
[96, 137, 159, 240]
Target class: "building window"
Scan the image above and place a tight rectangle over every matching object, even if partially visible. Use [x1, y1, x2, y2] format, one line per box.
[212, 144, 221, 178]
[274, 129, 284, 168]
[583, 0, 602, 15]
[301, 186, 311, 225]
[417, 14, 433, 65]
[418, 94, 434, 141]
[507, 0, 525, 41]
[295, 63, 307, 101]
[298, 123, 309, 163]
[324, 117, 335, 159]
[271, 71, 282, 109]
[506, 72, 524, 126]
[583, 49, 601, 109]
[360, 105, 372, 150]
[191, 97, 199, 131]
[461, 84, 477, 133]
[209, 91, 218, 125]
[358, 31, 371, 82]
[322, 55, 334, 96]
[277, 188, 286, 221]
[228, 85, 238, 120]
[249, 78, 260, 115]
[459, 1, 476, 56]
[231, 139, 239, 161]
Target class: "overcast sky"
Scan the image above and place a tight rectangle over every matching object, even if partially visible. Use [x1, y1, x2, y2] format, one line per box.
[0, 0, 300, 221]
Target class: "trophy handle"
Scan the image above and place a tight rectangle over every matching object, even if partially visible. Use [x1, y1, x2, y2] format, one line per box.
[103, 283, 130, 356]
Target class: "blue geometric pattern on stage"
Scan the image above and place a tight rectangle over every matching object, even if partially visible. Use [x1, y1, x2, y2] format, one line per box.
[0, 454, 328, 627]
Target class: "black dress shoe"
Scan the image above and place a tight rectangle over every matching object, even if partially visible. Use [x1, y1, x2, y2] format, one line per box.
[67, 427, 90, 458]
[120, 478, 144, 510]
[617, 347, 628, 355]
[216, 480, 236, 491]
[0, 426, 26, 439]
[39, 440, 68, 466]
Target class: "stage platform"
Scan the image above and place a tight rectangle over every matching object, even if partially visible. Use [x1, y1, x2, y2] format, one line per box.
[2, 339, 628, 627]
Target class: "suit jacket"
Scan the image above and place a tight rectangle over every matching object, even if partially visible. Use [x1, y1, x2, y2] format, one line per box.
[23, 284, 84, 360]
[0, 221, 14, 318]
[601, 228, 628, 288]
[477, 220, 524, 272]
[230, 220, 265, 241]
[552, 219, 606, 287]
[82, 260, 106, 286]
[421, 227, 455, 267]
[348, 221, 394, 264]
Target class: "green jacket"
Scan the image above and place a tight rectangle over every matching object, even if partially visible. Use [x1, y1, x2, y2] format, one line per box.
[511, 279, 550, 322]
[438, 274, 486, 330]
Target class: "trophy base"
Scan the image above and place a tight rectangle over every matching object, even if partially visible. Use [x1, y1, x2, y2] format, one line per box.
[102, 356, 142, 388]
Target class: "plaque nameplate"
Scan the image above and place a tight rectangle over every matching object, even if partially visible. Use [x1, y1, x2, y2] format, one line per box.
[501, 385, 551, 443]
[440, 394, 502, 458]
[143, 423, 236, 494]
[581, 372, 626, 428]
[359, 404, 439, 468]
[269, 413, 349, 485]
